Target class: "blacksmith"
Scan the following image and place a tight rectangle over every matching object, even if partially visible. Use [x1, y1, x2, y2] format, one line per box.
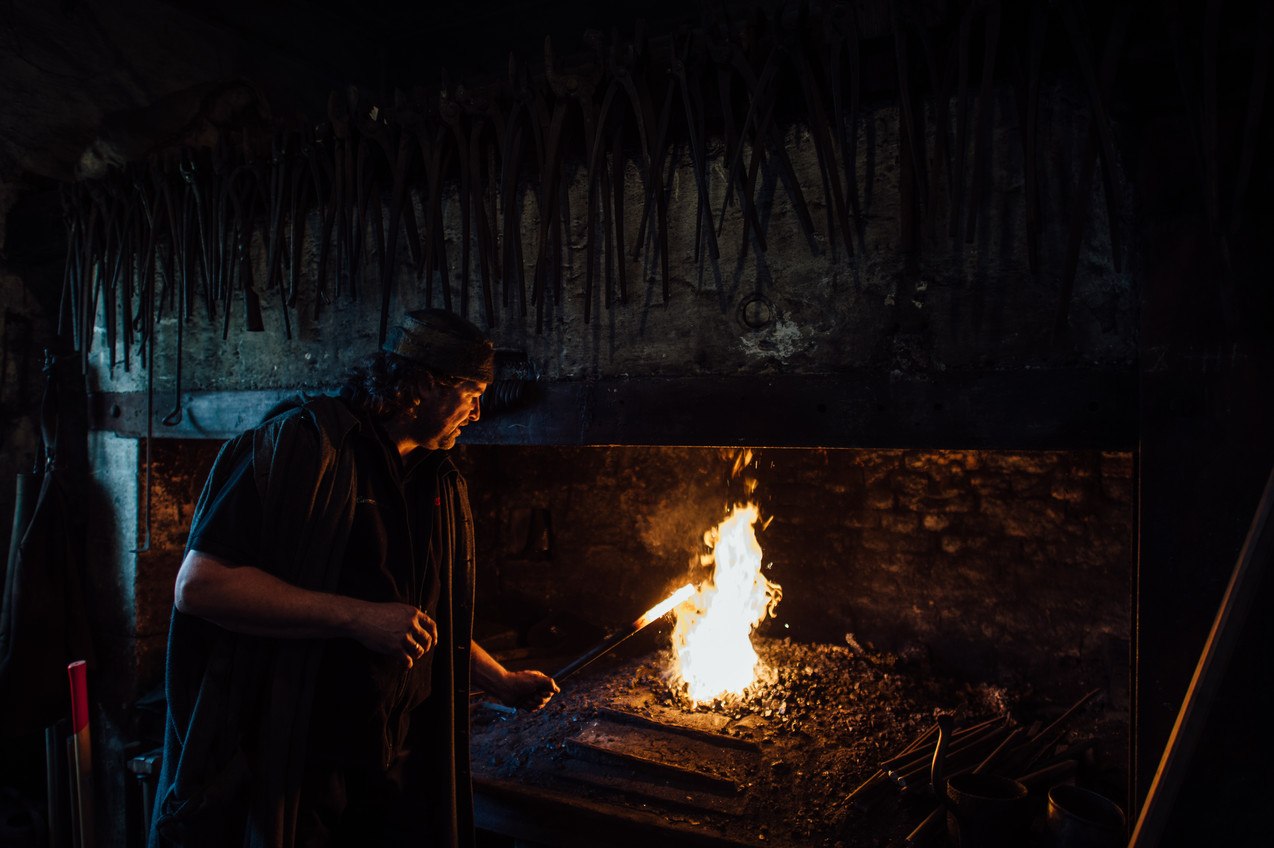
[150, 310, 557, 848]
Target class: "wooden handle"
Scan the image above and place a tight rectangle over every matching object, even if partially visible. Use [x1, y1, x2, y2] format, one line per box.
[68, 661, 89, 734]
[67, 661, 94, 848]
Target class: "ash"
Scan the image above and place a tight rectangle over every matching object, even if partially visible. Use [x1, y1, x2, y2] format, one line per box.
[471, 635, 1025, 847]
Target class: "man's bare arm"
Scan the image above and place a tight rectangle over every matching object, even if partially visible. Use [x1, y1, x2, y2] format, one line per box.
[175, 550, 437, 666]
[470, 640, 559, 711]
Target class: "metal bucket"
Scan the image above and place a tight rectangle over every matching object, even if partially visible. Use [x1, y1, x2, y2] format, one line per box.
[1044, 785, 1125, 848]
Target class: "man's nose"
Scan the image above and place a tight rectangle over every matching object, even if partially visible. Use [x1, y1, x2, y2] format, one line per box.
[470, 397, 481, 422]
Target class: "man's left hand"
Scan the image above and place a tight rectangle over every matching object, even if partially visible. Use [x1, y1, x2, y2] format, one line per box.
[496, 670, 560, 711]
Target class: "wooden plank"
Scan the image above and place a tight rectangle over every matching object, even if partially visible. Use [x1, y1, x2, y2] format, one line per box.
[474, 776, 761, 848]
[597, 706, 762, 753]
[556, 767, 748, 817]
[565, 732, 741, 794]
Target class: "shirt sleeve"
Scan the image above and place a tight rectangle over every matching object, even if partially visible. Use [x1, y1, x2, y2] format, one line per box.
[185, 445, 263, 567]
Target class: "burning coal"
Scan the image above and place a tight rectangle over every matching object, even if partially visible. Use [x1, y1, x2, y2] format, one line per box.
[670, 502, 782, 704]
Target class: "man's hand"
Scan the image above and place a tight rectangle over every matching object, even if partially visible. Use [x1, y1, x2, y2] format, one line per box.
[494, 669, 560, 712]
[349, 601, 438, 667]
[175, 551, 438, 667]
[471, 641, 560, 711]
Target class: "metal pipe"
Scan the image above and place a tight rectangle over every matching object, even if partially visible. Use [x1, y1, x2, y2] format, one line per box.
[552, 583, 695, 682]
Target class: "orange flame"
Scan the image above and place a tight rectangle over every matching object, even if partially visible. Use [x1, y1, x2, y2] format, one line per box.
[670, 503, 781, 703]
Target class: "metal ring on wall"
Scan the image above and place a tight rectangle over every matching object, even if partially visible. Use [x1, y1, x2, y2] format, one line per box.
[738, 294, 777, 330]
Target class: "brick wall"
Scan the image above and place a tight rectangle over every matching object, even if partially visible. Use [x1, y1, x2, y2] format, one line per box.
[458, 446, 1133, 701]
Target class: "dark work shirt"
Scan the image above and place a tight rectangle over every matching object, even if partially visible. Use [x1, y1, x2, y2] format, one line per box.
[186, 397, 445, 773]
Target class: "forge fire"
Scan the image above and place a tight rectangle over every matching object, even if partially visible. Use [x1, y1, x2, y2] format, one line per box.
[670, 503, 783, 704]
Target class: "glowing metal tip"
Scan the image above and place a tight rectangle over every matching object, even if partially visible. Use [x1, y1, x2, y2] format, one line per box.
[636, 583, 696, 628]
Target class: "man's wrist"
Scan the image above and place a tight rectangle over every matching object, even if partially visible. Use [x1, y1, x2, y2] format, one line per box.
[333, 596, 364, 639]
[486, 667, 518, 702]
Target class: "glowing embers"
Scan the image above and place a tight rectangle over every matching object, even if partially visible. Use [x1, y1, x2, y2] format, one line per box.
[670, 503, 782, 704]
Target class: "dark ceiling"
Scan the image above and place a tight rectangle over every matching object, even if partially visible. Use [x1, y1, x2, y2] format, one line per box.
[0, 0, 703, 264]
[0, 0, 713, 185]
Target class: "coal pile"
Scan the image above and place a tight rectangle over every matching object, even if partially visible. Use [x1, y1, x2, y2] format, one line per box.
[471, 635, 1123, 847]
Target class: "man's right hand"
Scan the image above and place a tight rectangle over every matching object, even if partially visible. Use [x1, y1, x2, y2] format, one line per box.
[176, 551, 437, 667]
[350, 601, 438, 667]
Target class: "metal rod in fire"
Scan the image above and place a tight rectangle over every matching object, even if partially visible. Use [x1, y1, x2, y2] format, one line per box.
[552, 583, 696, 683]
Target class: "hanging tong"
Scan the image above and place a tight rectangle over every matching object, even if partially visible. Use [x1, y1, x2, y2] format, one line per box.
[228, 140, 268, 337]
[711, 19, 819, 268]
[1012, 2, 1049, 274]
[326, 88, 357, 300]
[1056, 2, 1132, 338]
[307, 121, 336, 316]
[708, 24, 769, 260]
[500, 54, 541, 317]
[286, 125, 318, 311]
[890, 0, 927, 249]
[438, 76, 476, 318]
[785, 6, 854, 259]
[669, 28, 720, 288]
[536, 37, 602, 326]
[964, 0, 1003, 244]
[459, 84, 505, 327]
[822, 2, 865, 256]
[162, 155, 187, 430]
[261, 129, 293, 339]
[587, 27, 655, 319]
[179, 149, 216, 320]
[374, 101, 423, 339]
[57, 183, 86, 347]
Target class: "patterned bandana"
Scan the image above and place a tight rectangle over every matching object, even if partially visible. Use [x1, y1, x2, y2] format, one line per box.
[382, 309, 495, 383]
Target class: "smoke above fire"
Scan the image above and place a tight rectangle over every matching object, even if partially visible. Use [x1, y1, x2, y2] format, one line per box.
[669, 450, 782, 704]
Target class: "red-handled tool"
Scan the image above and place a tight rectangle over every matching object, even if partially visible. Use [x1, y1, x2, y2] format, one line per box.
[67, 660, 95, 848]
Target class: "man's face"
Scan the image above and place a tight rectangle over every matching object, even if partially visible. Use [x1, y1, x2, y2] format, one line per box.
[404, 377, 488, 450]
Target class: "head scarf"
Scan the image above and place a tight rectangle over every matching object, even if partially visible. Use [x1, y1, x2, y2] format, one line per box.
[383, 309, 495, 383]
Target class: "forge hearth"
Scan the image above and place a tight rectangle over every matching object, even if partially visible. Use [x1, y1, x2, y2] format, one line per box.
[99, 439, 1130, 846]
[469, 637, 1126, 848]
